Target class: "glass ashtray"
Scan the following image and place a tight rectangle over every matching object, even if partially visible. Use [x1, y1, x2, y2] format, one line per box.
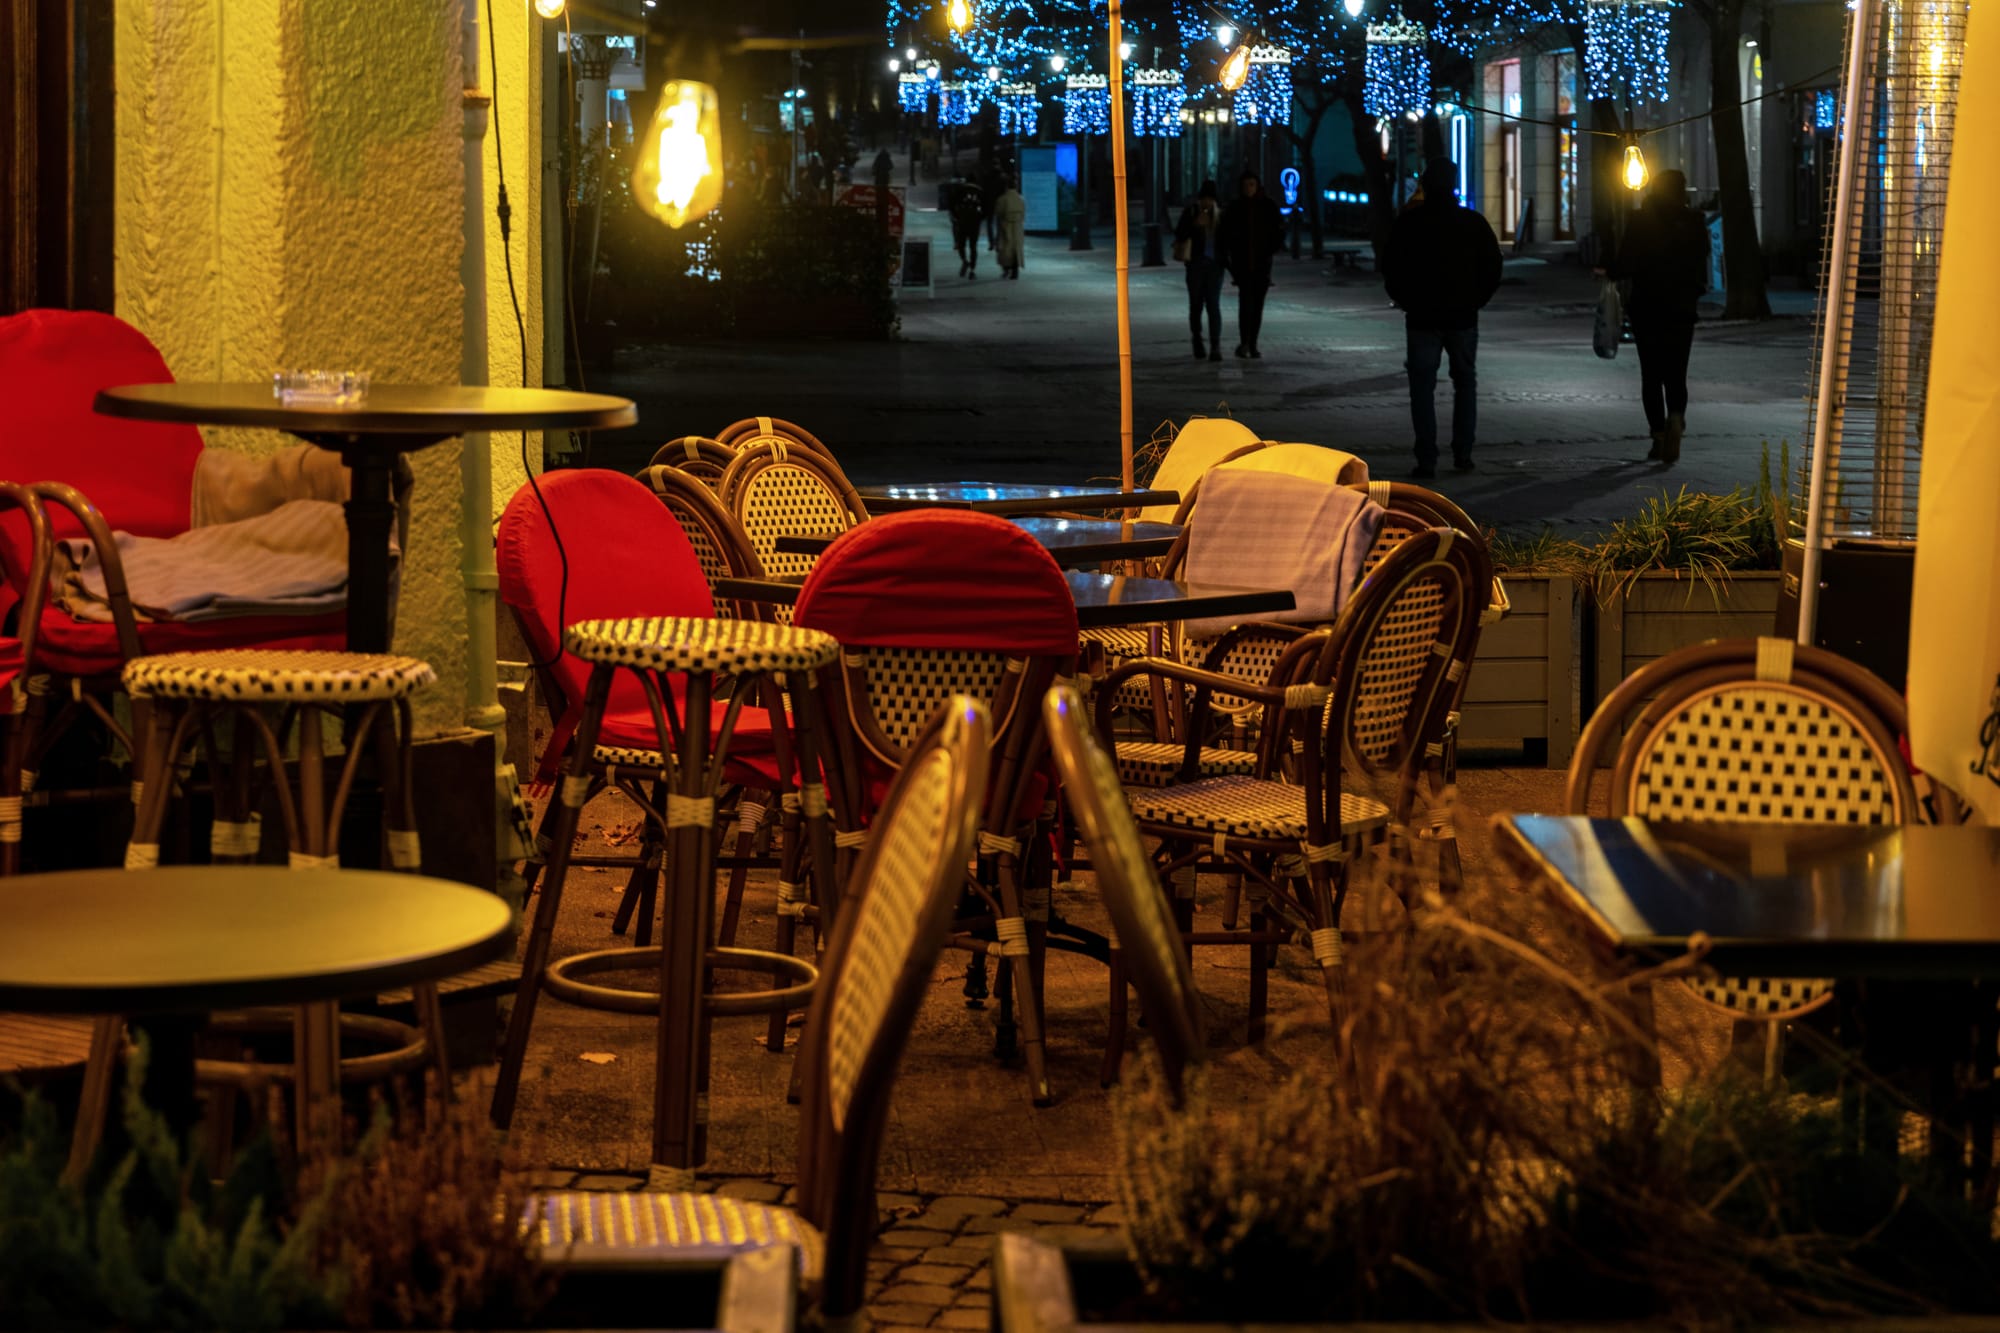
[272, 369, 371, 407]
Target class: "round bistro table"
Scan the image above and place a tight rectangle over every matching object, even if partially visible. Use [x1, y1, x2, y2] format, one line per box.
[93, 383, 637, 653]
[0, 866, 514, 1172]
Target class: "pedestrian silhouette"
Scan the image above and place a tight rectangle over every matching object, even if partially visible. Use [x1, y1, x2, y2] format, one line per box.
[1176, 181, 1225, 361]
[1217, 172, 1284, 359]
[994, 176, 1026, 280]
[1383, 157, 1503, 478]
[1608, 168, 1709, 466]
[950, 180, 986, 279]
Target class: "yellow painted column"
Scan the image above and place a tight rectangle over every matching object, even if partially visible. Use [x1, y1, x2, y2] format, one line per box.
[114, 0, 473, 736]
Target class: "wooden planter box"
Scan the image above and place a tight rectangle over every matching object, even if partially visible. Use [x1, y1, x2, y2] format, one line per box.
[1591, 570, 1784, 721]
[1459, 572, 1583, 768]
[518, 1245, 796, 1333]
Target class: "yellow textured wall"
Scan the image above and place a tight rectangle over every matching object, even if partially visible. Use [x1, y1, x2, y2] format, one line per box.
[113, 0, 546, 737]
[482, 0, 544, 514]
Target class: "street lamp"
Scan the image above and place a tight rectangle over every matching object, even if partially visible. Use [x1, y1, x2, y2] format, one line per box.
[889, 57, 902, 72]
[1049, 52, 1067, 72]
[906, 46, 918, 61]
[1216, 24, 1236, 45]
[1344, 0, 1366, 17]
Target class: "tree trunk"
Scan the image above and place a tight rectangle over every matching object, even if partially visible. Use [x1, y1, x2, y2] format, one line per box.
[1708, 0, 1770, 318]
[1345, 89, 1396, 264]
[1283, 100, 1332, 259]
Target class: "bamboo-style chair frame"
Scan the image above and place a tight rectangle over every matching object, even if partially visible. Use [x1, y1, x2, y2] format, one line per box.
[529, 697, 989, 1325]
[717, 442, 871, 610]
[714, 415, 838, 465]
[1566, 636, 1922, 1031]
[646, 436, 738, 488]
[1042, 684, 1206, 1093]
[1097, 528, 1491, 1020]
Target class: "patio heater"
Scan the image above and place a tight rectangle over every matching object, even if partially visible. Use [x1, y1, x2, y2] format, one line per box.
[1789, 0, 1970, 687]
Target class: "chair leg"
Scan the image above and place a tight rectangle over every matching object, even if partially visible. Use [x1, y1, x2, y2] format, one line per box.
[1248, 903, 1270, 1044]
[1220, 872, 1242, 930]
[717, 795, 764, 950]
[1101, 947, 1128, 1087]
[494, 666, 615, 1129]
[65, 1016, 127, 1184]
[293, 1002, 341, 1157]
[995, 876, 1052, 1106]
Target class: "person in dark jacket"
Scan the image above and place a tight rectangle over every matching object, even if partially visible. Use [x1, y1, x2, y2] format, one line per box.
[1609, 168, 1710, 465]
[1216, 171, 1285, 358]
[1383, 158, 1504, 477]
[1175, 180, 1225, 360]
[950, 179, 985, 279]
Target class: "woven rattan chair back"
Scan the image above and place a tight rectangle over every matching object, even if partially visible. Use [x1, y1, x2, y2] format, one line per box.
[718, 442, 870, 601]
[638, 465, 768, 621]
[1566, 638, 1915, 1024]
[1569, 638, 1917, 825]
[796, 696, 989, 1317]
[716, 416, 839, 465]
[1042, 684, 1204, 1094]
[646, 437, 736, 488]
[1308, 527, 1489, 812]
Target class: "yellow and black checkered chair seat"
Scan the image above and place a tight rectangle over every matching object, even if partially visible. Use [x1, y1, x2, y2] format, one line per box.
[527, 1190, 823, 1278]
[1126, 773, 1390, 843]
[852, 647, 1017, 756]
[1111, 740, 1259, 788]
[122, 650, 435, 703]
[564, 617, 838, 676]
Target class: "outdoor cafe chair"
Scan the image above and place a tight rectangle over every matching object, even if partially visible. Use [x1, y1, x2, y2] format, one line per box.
[529, 696, 989, 1325]
[0, 310, 404, 824]
[718, 439, 871, 619]
[715, 415, 839, 466]
[646, 436, 737, 488]
[495, 470, 813, 962]
[1097, 528, 1491, 1023]
[793, 509, 1081, 1105]
[1564, 636, 1922, 1075]
[1043, 683, 1208, 1093]
[0, 484, 98, 1086]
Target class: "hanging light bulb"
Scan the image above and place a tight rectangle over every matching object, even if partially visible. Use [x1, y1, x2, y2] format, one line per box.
[1218, 42, 1251, 92]
[947, 0, 972, 33]
[1119, 41, 1134, 59]
[533, 0, 565, 17]
[1049, 52, 1067, 73]
[632, 80, 724, 229]
[1344, 0, 1365, 16]
[1622, 142, 1649, 191]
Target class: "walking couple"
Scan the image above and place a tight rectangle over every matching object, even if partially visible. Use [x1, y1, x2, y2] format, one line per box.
[1176, 173, 1284, 361]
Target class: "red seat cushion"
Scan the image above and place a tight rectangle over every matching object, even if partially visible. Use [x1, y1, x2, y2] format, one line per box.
[596, 693, 788, 789]
[34, 609, 347, 679]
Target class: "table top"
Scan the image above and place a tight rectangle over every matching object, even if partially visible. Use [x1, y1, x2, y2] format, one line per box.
[774, 516, 1183, 567]
[713, 570, 1292, 631]
[1499, 816, 2000, 981]
[95, 382, 637, 438]
[0, 867, 515, 1013]
[856, 481, 1179, 515]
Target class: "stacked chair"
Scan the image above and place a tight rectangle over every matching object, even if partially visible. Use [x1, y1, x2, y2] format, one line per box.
[719, 439, 871, 610]
[646, 437, 737, 487]
[793, 510, 1080, 1105]
[1565, 636, 1923, 1078]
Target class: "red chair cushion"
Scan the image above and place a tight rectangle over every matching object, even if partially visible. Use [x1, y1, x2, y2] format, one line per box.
[596, 695, 787, 789]
[793, 510, 1078, 654]
[34, 611, 347, 680]
[0, 310, 205, 587]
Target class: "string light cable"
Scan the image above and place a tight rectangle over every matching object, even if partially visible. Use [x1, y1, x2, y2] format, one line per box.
[1442, 62, 1838, 142]
[490, 0, 568, 671]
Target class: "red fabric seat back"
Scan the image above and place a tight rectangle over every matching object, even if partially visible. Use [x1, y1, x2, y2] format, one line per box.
[794, 511, 1077, 654]
[0, 310, 205, 589]
[497, 469, 715, 713]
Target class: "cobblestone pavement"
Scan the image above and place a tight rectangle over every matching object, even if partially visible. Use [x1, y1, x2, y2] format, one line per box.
[522, 1169, 1121, 1330]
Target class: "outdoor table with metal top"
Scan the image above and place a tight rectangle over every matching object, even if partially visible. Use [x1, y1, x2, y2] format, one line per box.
[93, 382, 637, 654]
[776, 515, 1182, 568]
[1498, 815, 2000, 1192]
[855, 481, 1179, 515]
[714, 570, 1293, 629]
[0, 866, 513, 1169]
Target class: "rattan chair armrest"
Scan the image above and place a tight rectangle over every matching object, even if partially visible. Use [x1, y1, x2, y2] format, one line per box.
[0, 482, 51, 667]
[1090, 656, 1289, 757]
[1192, 621, 1317, 676]
[30, 481, 144, 666]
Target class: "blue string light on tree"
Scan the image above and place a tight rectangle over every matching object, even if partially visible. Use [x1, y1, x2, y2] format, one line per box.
[1363, 16, 1430, 120]
[1064, 71, 1111, 134]
[1584, 0, 1673, 104]
[1233, 45, 1293, 126]
[1130, 68, 1186, 137]
[939, 79, 976, 125]
[998, 81, 1040, 136]
[898, 71, 931, 113]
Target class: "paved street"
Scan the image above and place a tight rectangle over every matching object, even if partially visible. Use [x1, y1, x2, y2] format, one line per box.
[589, 181, 1816, 538]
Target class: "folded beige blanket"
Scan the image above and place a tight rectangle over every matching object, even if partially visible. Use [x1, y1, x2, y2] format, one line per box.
[190, 443, 350, 527]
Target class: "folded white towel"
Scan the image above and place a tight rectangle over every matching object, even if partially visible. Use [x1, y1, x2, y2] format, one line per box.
[1182, 468, 1384, 637]
[57, 499, 391, 624]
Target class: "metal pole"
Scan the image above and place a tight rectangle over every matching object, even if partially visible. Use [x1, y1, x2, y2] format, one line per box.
[1799, 0, 1876, 645]
[1109, 3, 1133, 491]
